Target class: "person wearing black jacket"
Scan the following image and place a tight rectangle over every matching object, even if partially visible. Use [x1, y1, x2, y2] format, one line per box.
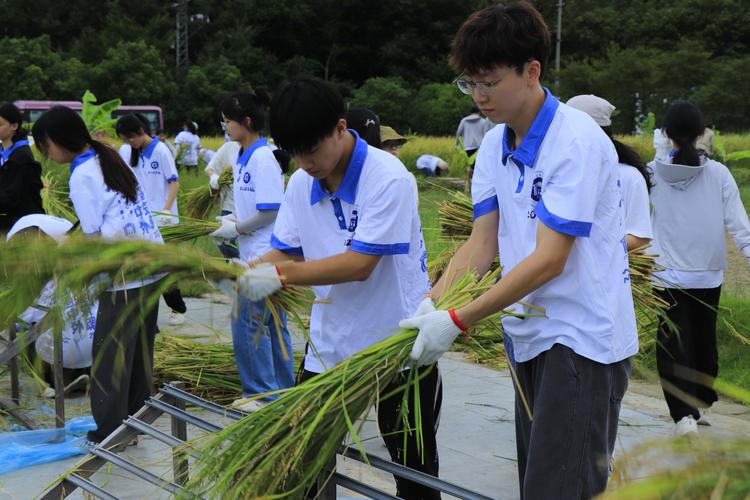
[0, 102, 44, 234]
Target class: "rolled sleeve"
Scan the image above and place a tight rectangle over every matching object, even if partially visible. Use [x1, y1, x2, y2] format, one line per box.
[471, 142, 498, 220]
[271, 177, 303, 256]
[254, 150, 285, 211]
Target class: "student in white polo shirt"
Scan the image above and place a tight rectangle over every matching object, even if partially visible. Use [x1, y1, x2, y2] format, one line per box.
[174, 120, 200, 170]
[397, 3, 637, 498]
[567, 94, 653, 250]
[116, 113, 187, 326]
[32, 106, 164, 446]
[236, 77, 438, 499]
[208, 90, 294, 409]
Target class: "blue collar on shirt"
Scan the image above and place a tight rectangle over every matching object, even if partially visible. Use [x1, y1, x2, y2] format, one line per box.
[237, 137, 269, 171]
[0, 139, 29, 166]
[69, 148, 96, 174]
[141, 137, 160, 159]
[501, 87, 559, 168]
[310, 130, 367, 205]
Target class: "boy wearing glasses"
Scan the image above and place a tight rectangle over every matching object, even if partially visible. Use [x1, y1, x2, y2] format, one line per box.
[399, 1, 637, 497]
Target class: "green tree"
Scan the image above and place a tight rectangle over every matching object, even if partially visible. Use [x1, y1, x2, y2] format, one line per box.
[692, 56, 750, 131]
[349, 77, 414, 132]
[409, 82, 473, 135]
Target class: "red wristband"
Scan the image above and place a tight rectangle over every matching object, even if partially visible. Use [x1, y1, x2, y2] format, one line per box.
[448, 308, 469, 332]
[274, 265, 286, 289]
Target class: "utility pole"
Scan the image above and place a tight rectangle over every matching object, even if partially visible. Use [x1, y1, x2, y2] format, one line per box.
[175, 0, 189, 72]
[554, 0, 564, 95]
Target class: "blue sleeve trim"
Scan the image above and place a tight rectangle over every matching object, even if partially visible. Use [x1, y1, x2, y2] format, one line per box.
[351, 240, 410, 255]
[271, 234, 304, 256]
[256, 203, 281, 211]
[472, 196, 499, 220]
[535, 198, 592, 237]
[166, 175, 179, 183]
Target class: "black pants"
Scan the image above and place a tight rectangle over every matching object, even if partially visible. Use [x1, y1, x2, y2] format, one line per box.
[87, 282, 160, 442]
[656, 286, 721, 423]
[514, 343, 631, 499]
[298, 363, 443, 500]
[162, 286, 186, 314]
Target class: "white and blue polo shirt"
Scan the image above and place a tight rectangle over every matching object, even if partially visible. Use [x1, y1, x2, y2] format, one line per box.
[233, 137, 284, 261]
[120, 138, 180, 223]
[271, 132, 430, 373]
[69, 149, 164, 290]
[472, 88, 637, 364]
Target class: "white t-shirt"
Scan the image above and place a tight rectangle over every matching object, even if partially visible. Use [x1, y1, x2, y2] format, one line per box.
[206, 141, 241, 213]
[174, 130, 201, 166]
[471, 89, 637, 365]
[619, 164, 653, 240]
[68, 149, 164, 290]
[415, 155, 447, 175]
[271, 133, 430, 373]
[232, 138, 284, 261]
[120, 138, 180, 224]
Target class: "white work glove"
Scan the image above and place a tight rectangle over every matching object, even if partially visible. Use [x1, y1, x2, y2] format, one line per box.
[413, 297, 436, 317]
[399, 309, 465, 366]
[209, 215, 239, 240]
[155, 214, 175, 227]
[212, 258, 248, 298]
[209, 173, 220, 190]
[237, 262, 284, 302]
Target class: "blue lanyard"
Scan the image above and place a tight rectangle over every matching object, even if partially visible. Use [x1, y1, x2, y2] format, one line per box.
[0, 140, 29, 166]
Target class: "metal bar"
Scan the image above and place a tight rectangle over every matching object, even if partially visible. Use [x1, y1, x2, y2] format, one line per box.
[160, 383, 245, 421]
[342, 448, 494, 500]
[90, 447, 184, 494]
[0, 395, 39, 430]
[170, 381, 189, 485]
[331, 473, 400, 500]
[145, 399, 222, 433]
[64, 473, 119, 500]
[53, 324, 65, 432]
[125, 416, 204, 459]
[0, 317, 49, 364]
[9, 323, 19, 405]
[40, 391, 170, 499]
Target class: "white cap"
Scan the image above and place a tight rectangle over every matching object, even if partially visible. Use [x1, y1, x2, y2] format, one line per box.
[6, 214, 74, 242]
[566, 94, 616, 127]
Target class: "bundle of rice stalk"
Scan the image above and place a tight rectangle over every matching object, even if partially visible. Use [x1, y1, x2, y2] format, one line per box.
[184, 168, 233, 219]
[153, 335, 241, 405]
[604, 436, 750, 499]
[0, 237, 312, 353]
[628, 248, 672, 342]
[40, 174, 76, 222]
[437, 190, 473, 239]
[183, 268, 527, 498]
[158, 215, 221, 243]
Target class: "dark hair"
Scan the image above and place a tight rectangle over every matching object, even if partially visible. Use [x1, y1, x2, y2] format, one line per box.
[272, 149, 291, 174]
[663, 101, 705, 167]
[220, 88, 272, 133]
[601, 126, 652, 192]
[470, 105, 480, 114]
[0, 102, 29, 142]
[270, 77, 346, 156]
[32, 106, 139, 203]
[183, 120, 197, 134]
[345, 108, 380, 147]
[450, 1, 551, 77]
[116, 114, 151, 167]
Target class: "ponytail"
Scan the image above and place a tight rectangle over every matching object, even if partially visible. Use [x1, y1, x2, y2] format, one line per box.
[33, 106, 139, 203]
[602, 126, 652, 192]
[89, 140, 139, 203]
[220, 87, 271, 133]
[663, 100, 704, 167]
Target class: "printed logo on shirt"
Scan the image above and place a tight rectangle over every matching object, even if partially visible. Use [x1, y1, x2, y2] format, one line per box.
[151, 161, 159, 170]
[531, 172, 543, 202]
[348, 210, 359, 232]
[243, 172, 251, 184]
[123, 223, 137, 236]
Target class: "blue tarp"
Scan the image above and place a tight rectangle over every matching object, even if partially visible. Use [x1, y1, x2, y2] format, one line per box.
[0, 416, 95, 475]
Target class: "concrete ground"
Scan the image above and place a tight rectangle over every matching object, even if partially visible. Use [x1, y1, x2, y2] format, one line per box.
[1, 294, 749, 499]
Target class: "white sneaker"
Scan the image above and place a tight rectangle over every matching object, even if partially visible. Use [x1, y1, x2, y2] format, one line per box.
[673, 415, 699, 437]
[231, 398, 267, 413]
[169, 311, 185, 325]
[697, 408, 712, 426]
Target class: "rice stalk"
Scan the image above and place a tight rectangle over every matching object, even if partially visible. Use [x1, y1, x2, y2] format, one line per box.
[158, 214, 221, 243]
[182, 268, 525, 498]
[40, 174, 76, 222]
[184, 168, 233, 219]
